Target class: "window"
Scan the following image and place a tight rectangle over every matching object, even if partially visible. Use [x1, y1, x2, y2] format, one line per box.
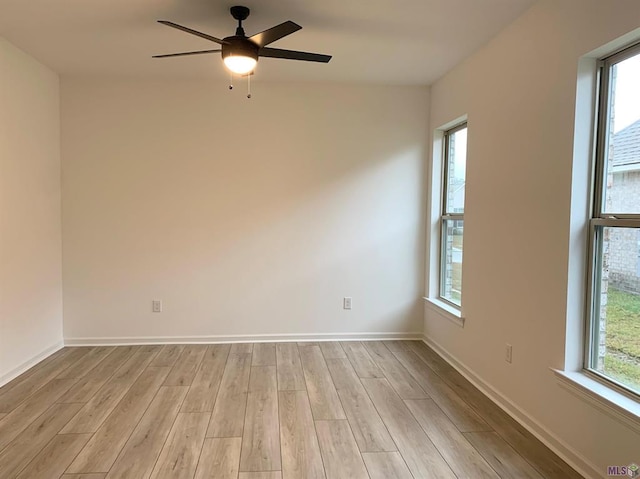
[586, 42, 640, 396]
[439, 123, 467, 307]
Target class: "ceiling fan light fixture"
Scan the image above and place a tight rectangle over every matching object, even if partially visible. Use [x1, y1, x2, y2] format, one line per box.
[223, 54, 257, 74]
[154, 5, 332, 85]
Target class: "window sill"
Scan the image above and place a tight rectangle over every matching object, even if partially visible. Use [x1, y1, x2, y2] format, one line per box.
[423, 297, 465, 328]
[552, 369, 640, 433]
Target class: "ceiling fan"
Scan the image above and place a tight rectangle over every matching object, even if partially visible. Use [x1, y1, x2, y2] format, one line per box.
[153, 6, 332, 76]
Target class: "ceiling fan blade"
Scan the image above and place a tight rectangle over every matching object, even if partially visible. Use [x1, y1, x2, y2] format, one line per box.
[249, 21, 302, 47]
[153, 49, 221, 59]
[259, 47, 331, 63]
[157, 20, 229, 45]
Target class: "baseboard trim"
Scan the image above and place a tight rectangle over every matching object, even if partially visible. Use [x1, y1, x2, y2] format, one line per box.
[422, 336, 600, 479]
[0, 340, 64, 388]
[64, 331, 423, 346]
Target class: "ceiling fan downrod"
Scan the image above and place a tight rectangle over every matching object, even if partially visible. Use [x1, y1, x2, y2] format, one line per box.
[230, 5, 250, 36]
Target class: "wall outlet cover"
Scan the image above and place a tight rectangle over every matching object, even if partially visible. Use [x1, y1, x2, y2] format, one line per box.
[152, 300, 162, 313]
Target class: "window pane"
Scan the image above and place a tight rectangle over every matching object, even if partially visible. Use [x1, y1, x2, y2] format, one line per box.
[445, 127, 467, 214]
[591, 226, 640, 394]
[603, 52, 640, 214]
[441, 219, 464, 306]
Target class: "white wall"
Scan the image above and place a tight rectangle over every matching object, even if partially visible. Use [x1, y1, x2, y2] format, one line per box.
[0, 38, 63, 384]
[61, 80, 429, 341]
[424, 0, 640, 476]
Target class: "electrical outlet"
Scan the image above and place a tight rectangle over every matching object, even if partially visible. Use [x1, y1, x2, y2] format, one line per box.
[505, 343, 513, 363]
[152, 300, 162, 313]
[343, 297, 352, 310]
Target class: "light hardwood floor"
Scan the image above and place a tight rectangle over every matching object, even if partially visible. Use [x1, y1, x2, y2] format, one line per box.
[0, 341, 582, 478]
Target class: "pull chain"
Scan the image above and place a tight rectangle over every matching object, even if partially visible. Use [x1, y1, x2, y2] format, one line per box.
[229, 72, 233, 90]
[247, 73, 252, 99]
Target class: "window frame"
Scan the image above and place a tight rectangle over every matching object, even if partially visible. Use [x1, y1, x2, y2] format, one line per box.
[438, 122, 467, 308]
[584, 41, 640, 399]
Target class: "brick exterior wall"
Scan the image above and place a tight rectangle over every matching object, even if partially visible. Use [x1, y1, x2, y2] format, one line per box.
[608, 170, 640, 292]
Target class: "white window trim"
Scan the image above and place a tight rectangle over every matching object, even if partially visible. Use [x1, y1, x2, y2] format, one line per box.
[561, 38, 640, 426]
[426, 116, 467, 323]
[553, 369, 640, 433]
[423, 297, 465, 327]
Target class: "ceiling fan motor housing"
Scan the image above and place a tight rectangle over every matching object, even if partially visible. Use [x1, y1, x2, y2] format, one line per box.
[222, 36, 259, 62]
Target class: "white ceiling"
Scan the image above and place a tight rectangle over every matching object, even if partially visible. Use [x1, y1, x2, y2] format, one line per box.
[0, 0, 535, 85]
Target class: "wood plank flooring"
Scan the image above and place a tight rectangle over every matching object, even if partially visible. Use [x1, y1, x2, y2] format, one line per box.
[0, 341, 582, 478]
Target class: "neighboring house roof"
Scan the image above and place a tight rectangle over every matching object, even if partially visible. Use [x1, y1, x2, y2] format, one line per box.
[612, 119, 640, 168]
